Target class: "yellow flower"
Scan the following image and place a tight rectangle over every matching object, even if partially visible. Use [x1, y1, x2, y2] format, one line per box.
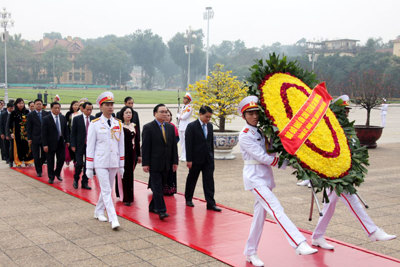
[260, 73, 351, 178]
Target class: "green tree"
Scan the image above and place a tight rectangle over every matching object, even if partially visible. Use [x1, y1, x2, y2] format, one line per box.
[168, 29, 205, 89]
[42, 46, 72, 84]
[43, 32, 63, 40]
[128, 29, 166, 89]
[77, 45, 130, 85]
[0, 34, 40, 83]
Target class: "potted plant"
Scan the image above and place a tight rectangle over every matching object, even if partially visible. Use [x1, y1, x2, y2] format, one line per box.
[189, 64, 248, 159]
[347, 70, 387, 148]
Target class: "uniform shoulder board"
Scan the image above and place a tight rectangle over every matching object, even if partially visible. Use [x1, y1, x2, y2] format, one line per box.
[115, 118, 122, 122]
[243, 128, 249, 133]
[91, 118, 100, 123]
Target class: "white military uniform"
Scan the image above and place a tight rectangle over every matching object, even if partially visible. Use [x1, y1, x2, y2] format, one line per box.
[86, 115, 124, 222]
[240, 123, 307, 256]
[177, 102, 192, 161]
[312, 190, 378, 240]
[381, 103, 388, 127]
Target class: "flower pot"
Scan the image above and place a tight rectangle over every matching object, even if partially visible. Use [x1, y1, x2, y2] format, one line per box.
[354, 125, 383, 149]
[213, 131, 239, 159]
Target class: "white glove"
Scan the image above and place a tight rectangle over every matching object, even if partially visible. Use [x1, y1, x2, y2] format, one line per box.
[119, 167, 125, 177]
[86, 168, 94, 179]
[280, 159, 289, 170]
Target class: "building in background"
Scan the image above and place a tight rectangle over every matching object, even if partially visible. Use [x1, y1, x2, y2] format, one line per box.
[393, 38, 400, 57]
[33, 36, 93, 84]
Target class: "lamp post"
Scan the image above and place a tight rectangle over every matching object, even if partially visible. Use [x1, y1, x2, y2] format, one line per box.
[306, 41, 319, 71]
[184, 27, 195, 88]
[203, 6, 214, 78]
[0, 7, 14, 103]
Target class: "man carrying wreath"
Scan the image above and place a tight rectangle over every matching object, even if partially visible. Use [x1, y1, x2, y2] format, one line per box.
[238, 96, 317, 267]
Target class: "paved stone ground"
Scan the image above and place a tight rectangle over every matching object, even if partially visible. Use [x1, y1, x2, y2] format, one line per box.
[136, 143, 400, 260]
[0, 105, 399, 266]
[0, 164, 227, 266]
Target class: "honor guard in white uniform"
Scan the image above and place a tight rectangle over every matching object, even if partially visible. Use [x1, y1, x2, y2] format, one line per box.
[177, 92, 193, 161]
[86, 91, 125, 229]
[238, 96, 317, 266]
[381, 98, 388, 127]
[310, 95, 396, 250]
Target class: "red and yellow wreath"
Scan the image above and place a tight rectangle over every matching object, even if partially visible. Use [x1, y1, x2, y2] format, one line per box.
[247, 54, 368, 198]
[259, 73, 352, 178]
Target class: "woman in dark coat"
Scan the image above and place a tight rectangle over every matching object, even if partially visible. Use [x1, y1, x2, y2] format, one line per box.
[163, 109, 179, 195]
[6, 98, 33, 167]
[115, 106, 141, 206]
[64, 100, 79, 165]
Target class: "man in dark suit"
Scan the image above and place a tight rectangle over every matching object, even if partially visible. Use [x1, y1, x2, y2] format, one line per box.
[27, 99, 48, 177]
[71, 101, 94, 190]
[0, 102, 14, 163]
[184, 105, 221, 212]
[142, 104, 178, 220]
[42, 102, 70, 184]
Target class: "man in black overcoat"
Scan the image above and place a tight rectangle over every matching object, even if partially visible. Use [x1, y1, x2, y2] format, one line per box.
[142, 104, 178, 220]
[0, 103, 14, 163]
[42, 102, 69, 184]
[27, 99, 48, 177]
[184, 105, 221, 212]
[70, 102, 94, 189]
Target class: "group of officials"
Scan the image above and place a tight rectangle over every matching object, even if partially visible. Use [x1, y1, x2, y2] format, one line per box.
[84, 91, 221, 227]
[1, 91, 396, 266]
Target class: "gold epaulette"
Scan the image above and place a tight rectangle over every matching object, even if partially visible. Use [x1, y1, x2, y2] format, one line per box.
[91, 118, 100, 122]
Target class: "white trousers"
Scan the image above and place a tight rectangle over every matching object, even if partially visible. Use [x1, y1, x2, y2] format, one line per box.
[244, 186, 306, 256]
[312, 190, 378, 239]
[381, 113, 386, 128]
[95, 168, 118, 222]
[179, 130, 186, 161]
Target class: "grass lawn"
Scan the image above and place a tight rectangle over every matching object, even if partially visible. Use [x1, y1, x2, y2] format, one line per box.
[0, 88, 186, 104]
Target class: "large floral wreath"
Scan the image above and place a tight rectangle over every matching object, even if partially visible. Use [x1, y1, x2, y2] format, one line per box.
[246, 54, 369, 201]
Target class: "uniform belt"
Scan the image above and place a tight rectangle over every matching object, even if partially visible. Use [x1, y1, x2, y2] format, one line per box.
[244, 160, 262, 165]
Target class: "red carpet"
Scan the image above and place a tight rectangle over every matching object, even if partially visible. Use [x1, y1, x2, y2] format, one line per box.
[12, 165, 400, 267]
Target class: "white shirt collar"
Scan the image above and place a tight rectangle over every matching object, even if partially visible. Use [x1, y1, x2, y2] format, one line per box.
[198, 119, 207, 127]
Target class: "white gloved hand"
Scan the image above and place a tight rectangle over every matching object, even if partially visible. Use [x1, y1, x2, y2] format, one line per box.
[119, 167, 125, 177]
[280, 159, 289, 170]
[86, 168, 94, 179]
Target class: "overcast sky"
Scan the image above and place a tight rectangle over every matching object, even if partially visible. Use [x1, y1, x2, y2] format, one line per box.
[2, 0, 399, 47]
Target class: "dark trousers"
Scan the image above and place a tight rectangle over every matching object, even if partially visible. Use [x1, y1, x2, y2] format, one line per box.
[32, 141, 46, 175]
[0, 138, 5, 160]
[149, 170, 167, 213]
[1, 138, 10, 162]
[47, 138, 65, 180]
[74, 147, 88, 186]
[185, 161, 216, 207]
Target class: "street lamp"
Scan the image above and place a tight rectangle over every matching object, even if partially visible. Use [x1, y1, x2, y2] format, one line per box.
[0, 7, 14, 103]
[184, 27, 196, 88]
[306, 41, 319, 71]
[203, 7, 214, 78]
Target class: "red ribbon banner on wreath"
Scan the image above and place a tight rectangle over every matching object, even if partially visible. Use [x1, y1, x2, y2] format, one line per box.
[278, 82, 332, 155]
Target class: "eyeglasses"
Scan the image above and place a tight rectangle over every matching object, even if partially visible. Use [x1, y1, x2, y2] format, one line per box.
[158, 110, 168, 114]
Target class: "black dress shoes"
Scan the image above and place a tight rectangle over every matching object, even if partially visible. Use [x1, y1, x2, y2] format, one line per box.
[48, 179, 54, 184]
[159, 212, 169, 220]
[207, 205, 222, 212]
[149, 208, 157, 214]
[73, 180, 78, 189]
[82, 184, 91, 190]
[186, 201, 195, 207]
[56, 176, 63, 181]
[124, 202, 131, 206]
[37, 173, 42, 177]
